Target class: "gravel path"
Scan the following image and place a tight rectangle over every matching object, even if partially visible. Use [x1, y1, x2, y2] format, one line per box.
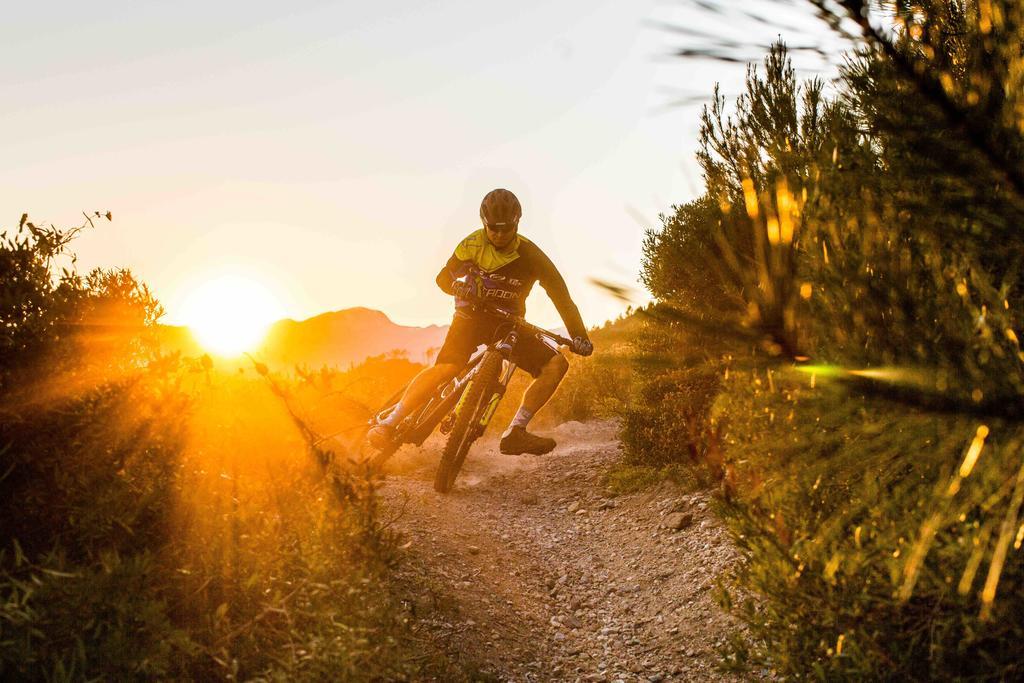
[378, 420, 746, 682]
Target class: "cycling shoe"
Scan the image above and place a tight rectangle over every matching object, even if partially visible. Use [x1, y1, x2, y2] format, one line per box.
[500, 426, 556, 455]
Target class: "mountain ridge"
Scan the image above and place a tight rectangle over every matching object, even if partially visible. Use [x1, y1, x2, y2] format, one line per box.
[158, 307, 449, 369]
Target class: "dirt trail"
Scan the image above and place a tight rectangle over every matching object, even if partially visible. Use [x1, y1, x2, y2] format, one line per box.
[378, 420, 746, 682]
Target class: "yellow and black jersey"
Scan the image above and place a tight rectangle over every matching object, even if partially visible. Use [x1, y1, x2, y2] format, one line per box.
[435, 229, 588, 340]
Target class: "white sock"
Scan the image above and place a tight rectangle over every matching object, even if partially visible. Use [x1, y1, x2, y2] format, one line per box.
[381, 401, 405, 426]
[504, 407, 534, 437]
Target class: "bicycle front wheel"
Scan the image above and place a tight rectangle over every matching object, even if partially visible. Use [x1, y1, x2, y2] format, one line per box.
[434, 350, 503, 493]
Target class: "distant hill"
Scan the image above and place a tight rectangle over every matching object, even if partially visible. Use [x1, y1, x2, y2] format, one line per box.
[158, 307, 448, 370]
[260, 307, 448, 369]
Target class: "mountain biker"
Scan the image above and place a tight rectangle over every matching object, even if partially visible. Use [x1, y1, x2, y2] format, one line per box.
[368, 188, 593, 455]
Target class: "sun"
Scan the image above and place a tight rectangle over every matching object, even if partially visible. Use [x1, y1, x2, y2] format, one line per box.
[180, 275, 284, 356]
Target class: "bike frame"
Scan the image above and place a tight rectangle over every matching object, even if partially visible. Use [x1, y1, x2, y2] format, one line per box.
[365, 303, 571, 449]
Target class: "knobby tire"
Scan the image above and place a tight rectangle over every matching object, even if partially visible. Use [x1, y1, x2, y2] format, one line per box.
[434, 350, 503, 493]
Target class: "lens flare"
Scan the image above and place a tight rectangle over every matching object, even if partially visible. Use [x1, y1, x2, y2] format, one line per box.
[180, 274, 284, 356]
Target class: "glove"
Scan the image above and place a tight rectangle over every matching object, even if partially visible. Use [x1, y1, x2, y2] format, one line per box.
[452, 279, 481, 301]
[571, 336, 593, 357]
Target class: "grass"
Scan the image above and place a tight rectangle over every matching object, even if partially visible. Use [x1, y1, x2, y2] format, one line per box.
[601, 462, 701, 496]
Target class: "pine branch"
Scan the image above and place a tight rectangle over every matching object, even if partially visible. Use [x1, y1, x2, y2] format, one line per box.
[810, 0, 1024, 204]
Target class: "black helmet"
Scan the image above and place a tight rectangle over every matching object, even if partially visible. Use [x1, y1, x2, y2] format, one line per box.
[480, 188, 522, 227]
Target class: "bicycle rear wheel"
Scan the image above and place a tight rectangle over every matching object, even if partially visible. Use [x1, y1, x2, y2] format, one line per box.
[433, 349, 503, 493]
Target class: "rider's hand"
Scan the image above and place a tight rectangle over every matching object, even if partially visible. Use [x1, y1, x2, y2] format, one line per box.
[452, 280, 481, 301]
[571, 336, 593, 357]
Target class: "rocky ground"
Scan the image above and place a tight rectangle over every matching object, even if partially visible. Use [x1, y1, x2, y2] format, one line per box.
[376, 420, 749, 682]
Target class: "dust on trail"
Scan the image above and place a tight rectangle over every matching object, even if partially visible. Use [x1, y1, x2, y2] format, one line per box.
[377, 420, 747, 682]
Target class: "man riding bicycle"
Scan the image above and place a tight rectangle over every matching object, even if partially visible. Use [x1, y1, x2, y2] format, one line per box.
[368, 188, 593, 455]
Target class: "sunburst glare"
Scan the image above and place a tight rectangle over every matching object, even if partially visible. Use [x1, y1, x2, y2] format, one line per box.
[180, 274, 284, 356]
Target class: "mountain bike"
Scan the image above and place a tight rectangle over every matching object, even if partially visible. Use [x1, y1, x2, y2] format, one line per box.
[355, 303, 574, 493]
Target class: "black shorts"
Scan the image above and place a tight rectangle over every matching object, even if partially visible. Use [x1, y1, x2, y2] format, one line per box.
[435, 312, 557, 378]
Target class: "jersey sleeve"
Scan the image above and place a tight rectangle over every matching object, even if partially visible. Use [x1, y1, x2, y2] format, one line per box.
[435, 253, 460, 295]
[532, 242, 589, 341]
[435, 232, 479, 294]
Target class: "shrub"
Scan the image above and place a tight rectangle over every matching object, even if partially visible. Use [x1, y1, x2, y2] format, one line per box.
[0, 216, 444, 679]
[1, 216, 196, 679]
[637, 19, 1024, 677]
[713, 374, 1024, 680]
[619, 367, 721, 470]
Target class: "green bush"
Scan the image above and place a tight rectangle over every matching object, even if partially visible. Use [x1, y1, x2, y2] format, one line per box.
[619, 367, 721, 470]
[1, 550, 194, 680]
[635, 17, 1024, 677]
[0, 216, 198, 679]
[713, 374, 1024, 680]
[0, 217, 447, 680]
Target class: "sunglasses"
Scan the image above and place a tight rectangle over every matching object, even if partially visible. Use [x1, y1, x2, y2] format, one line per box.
[485, 221, 518, 235]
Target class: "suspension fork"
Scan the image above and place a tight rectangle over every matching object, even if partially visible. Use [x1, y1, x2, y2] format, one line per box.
[477, 358, 516, 428]
[451, 325, 520, 430]
[476, 324, 520, 429]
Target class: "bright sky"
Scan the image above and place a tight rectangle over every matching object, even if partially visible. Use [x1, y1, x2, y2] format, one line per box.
[1, 1, 838, 330]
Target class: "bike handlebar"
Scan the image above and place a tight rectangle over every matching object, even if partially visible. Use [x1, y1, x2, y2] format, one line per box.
[469, 302, 575, 349]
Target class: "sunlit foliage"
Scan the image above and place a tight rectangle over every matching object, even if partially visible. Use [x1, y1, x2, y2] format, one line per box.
[0, 220, 453, 679]
[639, 3, 1024, 675]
